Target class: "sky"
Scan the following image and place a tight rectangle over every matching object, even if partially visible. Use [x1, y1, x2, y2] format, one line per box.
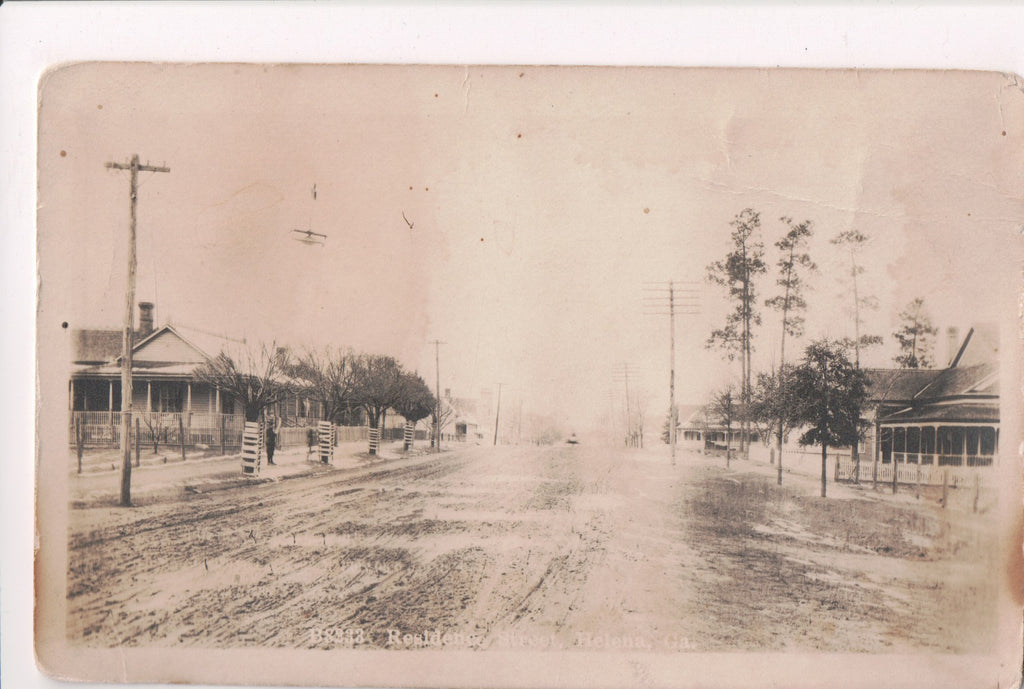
[38, 64, 1024, 431]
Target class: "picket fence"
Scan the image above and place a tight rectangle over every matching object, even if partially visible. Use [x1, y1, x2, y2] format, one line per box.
[69, 411, 429, 450]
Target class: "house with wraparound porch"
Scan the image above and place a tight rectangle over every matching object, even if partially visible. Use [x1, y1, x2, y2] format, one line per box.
[69, 302, 325, 448]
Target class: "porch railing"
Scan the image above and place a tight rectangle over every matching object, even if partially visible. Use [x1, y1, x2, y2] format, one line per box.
[888, 451, 995, 468]
[68, 411, 248, 449]
[836, 453, 997, 488]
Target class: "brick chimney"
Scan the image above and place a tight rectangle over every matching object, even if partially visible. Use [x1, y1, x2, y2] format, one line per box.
[138, 302, 155, 338]
[946, 326, 960, 367]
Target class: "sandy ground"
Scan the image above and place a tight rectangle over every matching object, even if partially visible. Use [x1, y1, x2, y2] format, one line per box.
[65, 441, 998, 653]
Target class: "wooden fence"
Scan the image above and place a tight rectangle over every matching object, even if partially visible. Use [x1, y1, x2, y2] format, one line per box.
[70, 411, 428, 451]
[835, 454, 996, 489]
[69, 411, 248, 450]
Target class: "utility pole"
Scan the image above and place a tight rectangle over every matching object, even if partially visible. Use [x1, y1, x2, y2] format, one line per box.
[429, 340, 445, 452]
[643, 281, 700, 466]
[105, 154, 170, 507]
[493, 382, 504, 446]
[612, 363, 640, 447]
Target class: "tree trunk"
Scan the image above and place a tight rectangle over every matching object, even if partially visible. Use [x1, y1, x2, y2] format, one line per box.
[776, 423, 783, 485]
[820, 442, 828, 498]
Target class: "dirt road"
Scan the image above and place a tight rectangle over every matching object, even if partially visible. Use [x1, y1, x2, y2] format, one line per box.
[66, 442, 997, 653]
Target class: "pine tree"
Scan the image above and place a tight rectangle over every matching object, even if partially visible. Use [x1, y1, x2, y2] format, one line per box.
[764, 217, 816, 484]
[892, 297, 938, 369]
[706, 209, 767, 458]
[830, 229, 882, 366]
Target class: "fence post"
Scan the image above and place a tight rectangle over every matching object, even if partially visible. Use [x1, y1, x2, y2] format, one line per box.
[833, 452, 840, 483]
[941, 470, 948, 509]
[892, 456, 898, 495]
[135, 417, 141, 467]
[75, 417, 83, 474]
[179, 415, 186, 462]
[915, 462, 921, 500]
[220, 414, 226, 455]
[973, 472, 980, 513]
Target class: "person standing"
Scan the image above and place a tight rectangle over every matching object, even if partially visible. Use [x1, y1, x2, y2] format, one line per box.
[266, 413, 282, 465]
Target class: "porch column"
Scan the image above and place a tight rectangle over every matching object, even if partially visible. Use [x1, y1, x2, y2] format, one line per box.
[108, 380, 114, 424]
[872, 416, 880, 489]
[147, 381, 152, 413]
[187, 383, 192, 413]
[215, 388, 220, 414]
[69, 380, 74, 412]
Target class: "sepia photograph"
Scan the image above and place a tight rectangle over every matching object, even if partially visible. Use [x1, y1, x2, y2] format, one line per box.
[31, 62, 1023, 688]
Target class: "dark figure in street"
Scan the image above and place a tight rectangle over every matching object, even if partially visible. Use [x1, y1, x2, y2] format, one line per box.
[266, 414, 281, 465]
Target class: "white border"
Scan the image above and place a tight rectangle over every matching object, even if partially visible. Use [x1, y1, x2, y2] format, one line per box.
[4, 4, 1024, 689]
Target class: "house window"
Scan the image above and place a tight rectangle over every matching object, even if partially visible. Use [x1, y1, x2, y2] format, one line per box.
[156, 384, 183, 412]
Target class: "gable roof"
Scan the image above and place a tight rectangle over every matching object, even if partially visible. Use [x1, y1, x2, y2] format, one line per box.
[118, 323, 249, 365]
[864, 368, 941, 404]
[914, 362, 998, 401]
[678, 405, 706, 426]
[72, 329, 123, 364]
[880, 400, 999, 425]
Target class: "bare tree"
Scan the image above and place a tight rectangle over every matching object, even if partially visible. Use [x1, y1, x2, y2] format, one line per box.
[633, 391, 647, 449]
[293, 346, 359, 424]
[352, 354, 406, 455]
[749, 366, 801, 484]
[704, 384, 738, 467]
[192, 342, 292, 422]
[432, 396, 456, 446]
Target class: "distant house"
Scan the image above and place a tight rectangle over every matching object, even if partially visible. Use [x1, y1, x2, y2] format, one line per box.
[678, 403, 759, 452]
[444, 390, 483, 442]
